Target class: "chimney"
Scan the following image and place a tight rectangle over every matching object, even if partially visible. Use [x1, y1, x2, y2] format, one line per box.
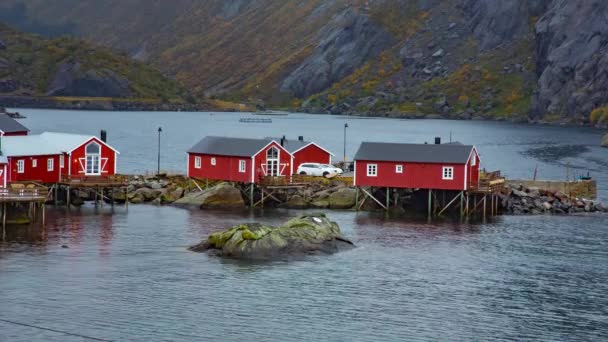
[435, 137, 441, 145]
[280, 135, 286, 147]
[298, 136, 304, 142]
[100, 130, 107, 143]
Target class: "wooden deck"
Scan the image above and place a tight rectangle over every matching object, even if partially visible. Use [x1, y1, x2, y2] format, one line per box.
[59, 175, 129, 187]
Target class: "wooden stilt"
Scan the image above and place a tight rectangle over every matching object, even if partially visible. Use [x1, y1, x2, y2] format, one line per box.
[483, 195, 487, 221]
[250, 183, 254, 208]
[460, 192, 464, 220]
[42, 203, 46, 227]
[66, 186, 71, 210]
[355, 187, 359, 210]
[54, 184, 59, 205]
[2, 203, 6, 241]
[125, 187, 129, 210]
[386, 188, 390, 210]
[360, 188, 386, 210]
[438, 191, 464, 216]
[428, 189, 432, 219]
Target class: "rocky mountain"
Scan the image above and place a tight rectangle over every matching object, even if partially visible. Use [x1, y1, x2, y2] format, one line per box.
[0, 22, 189, 101]
[1, 0, 608, 123]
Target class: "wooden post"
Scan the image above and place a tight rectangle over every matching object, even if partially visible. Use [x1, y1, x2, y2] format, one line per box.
[66, 186, 71, 210]
[54, 184, 59, 205]
[2, 203, 6, 241]
[250, 183, 254, 208]
[42, 203, 46, 227]
[125, 187, 129, 211]
[355, 187, 359, 210]
[386, 188, 390, 210]
[428, 189, 432, 219]
[483, 195, 487, 221]
[460, 191, 464, 220]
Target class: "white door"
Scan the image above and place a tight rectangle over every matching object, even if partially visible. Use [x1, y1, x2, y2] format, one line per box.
[85, 142, 101, 175]
[266, 147, 279, 176]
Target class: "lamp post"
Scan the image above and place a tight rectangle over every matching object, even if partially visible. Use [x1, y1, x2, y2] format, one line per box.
[157, 126, 162, 175]
[343, 122, 349, 162]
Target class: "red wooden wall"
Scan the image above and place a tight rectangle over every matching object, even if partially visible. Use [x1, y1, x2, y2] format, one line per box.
[292, 144, 332, 173]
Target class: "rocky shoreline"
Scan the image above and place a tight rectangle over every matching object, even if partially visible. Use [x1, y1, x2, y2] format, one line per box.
[63, 175, 608, 217]
[0, 96, 212, 112]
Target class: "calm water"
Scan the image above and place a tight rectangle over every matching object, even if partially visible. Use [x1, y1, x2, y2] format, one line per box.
[1, 109, 608, 341]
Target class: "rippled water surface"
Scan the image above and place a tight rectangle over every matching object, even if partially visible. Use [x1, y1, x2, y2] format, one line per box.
[2, 109, 608, 341]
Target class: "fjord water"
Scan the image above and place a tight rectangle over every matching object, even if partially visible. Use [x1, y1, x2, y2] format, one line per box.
[1, 109, 607, 341]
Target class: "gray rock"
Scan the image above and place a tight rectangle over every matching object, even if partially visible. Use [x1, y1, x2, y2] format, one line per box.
[174, 183, 245, 210]
[542, 202, 552, 211]
[432, 49, 444, 57]
[286, 195, 308, 209]
[328, 188, 357, 209]
[134, 188, 162, 202]
[280, 8, 395, 97]
[189, 214, 354, 260]
[46, 61, 131, 98]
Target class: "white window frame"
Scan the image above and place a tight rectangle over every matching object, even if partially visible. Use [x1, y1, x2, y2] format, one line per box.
[367, 163, 378, 177]
[239, 160, 246, 173]
[47, 158, 54, 171]
[194, 156, 202, 169]
[211, 157, 217, 166]
[60, 155, 65, 168]
[396, 165, 403, 174]
[471, 156, 477, 166]
[32, 159, 38, 168]
[442, 166, 454, 180]
[17, 160, 25, 174]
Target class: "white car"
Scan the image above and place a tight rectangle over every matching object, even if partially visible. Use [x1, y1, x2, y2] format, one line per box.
[297, 163, 343, 177]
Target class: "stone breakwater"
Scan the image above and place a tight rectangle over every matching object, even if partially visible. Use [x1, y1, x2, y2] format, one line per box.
[64, 175, 607, 216]
[500, 184, 607, 215]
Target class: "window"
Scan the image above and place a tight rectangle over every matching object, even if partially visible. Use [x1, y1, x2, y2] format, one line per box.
[17, 160, 25, 173]
[367, 164, 378, 177]
[60, 155, 64, 168]
[195, 156, 202, 169]
[442, 166, 454, 180]
[47, 158, 54, 171]
[396, 165, 403, 174]
[32, 159, 38, 168]
[211, 157, 217, 166]
[85, 142, 101, 175]
[471, 156, 477, 166]
[239, 160, 246, 173]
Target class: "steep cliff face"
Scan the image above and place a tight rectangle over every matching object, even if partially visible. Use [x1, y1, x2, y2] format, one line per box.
[532, 0, 608, 119]
[0, 23, 187, 100]
[1, 0, 608, 122]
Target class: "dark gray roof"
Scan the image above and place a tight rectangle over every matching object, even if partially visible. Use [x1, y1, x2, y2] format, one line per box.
[354, 142, 474, 164]
[266, 137, 310, 153]
[0, 114, 29, 133]
[187, 136, 274, 157]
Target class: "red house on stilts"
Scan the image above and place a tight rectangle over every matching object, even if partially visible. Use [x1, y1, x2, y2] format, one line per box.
[270, 136, 334, 172]
[187, 136, 292, 184]
[0, 114, 29, 136]
[1, 132, 120, 184]
[353, 141, 480, 191]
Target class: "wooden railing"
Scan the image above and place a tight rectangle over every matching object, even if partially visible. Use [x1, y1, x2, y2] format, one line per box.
[259, 174, 354, 187]
[473, 170, 505, 193]
[1, 184, 48, 201]
[60, 175, 129, 186]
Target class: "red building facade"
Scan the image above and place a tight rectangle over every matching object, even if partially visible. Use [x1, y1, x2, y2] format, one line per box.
[187, 137, 292, 184]
[354, 142, 480, 191]
[3, 132, 119, 184]
[291, 143, 333, 171]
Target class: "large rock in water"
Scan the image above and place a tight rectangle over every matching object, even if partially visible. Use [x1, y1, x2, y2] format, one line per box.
[602, 133, 608, 148]
[174, 183, 245, 210]
[328, 188, 357, 209]
[189, 214, 354, 260]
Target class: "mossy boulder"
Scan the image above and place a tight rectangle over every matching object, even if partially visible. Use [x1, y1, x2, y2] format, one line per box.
[286, 194, 308, 209]
[174, 183, 245, 210]
[602, 133, 608, 147]
[189, 214, 354, 260]
[328, 188, 357, 209]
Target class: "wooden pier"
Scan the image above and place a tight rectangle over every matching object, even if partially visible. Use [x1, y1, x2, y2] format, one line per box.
[1, 183, 49, 240]
[55, 175, 129, 208]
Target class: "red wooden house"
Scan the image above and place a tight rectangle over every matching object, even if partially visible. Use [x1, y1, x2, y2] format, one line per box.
[353, 142, 480, 191]
[2, 132, 119, 184]
[187, 136, 292, 184]
[271, 136, 334, 171]
[0, 114, 29, 136]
